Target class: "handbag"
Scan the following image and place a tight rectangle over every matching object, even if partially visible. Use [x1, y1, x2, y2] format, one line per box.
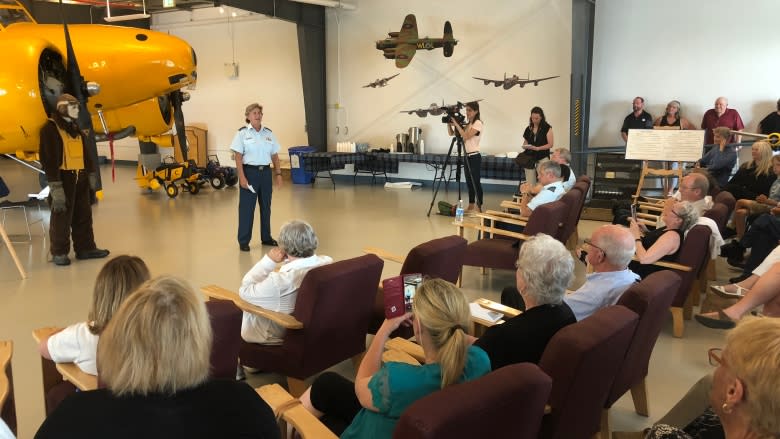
[513, 150, 536, 169]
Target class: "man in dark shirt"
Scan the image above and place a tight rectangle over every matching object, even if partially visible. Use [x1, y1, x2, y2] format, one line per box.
[758, 98, 780, 135]
[620, 97, 654, 143]
[472, 234, 576, 370]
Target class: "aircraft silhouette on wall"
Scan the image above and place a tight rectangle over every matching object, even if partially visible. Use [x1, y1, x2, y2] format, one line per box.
[376, 14, 457, 68]
[362, 73, 400, 88]
[473, 73, 559, 90]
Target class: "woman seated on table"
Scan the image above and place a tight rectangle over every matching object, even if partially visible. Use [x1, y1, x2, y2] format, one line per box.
[299, 278, 491, 439]
[37, 255, 150, 376]
[644, 317, 780, 439]
[36, 276, 279, 439]
[628, 200, 699, 278]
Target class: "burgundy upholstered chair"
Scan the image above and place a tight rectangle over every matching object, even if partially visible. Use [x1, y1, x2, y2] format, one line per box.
[601, 271, 681, 437]
[538, 305, 639, 439]
[369, 235, 468, 336]
[713, 190, 736, 216]
[558, 186, 585, 247]
[0, 341, 16, 436]
[703, 202, 729, 236]
[238, 254, 384, 396]
[393, 363, 552, 439]
[667, 225, 712, 337]
[576, 174, 592, 185]
[462, 199, 567, 273]
[204, 299, 243, 380]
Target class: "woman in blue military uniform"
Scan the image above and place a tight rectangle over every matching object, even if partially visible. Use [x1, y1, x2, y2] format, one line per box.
[230, 103, 283, 251]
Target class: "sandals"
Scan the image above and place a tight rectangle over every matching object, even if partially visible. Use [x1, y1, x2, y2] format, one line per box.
[694, 309, 736, 330]
[710, 284, 748, 299]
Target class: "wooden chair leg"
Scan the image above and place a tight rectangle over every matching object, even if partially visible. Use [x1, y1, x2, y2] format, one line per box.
[0, 223, 26, 279]
[286, 377, 308, 398]
[683, 283, 696, 320]
[671, 306, 684, 338]
[458, 267, 463, 287]
[600, 408, 610, 439]
[630, 378, 649, 416]
[481, 266, 487, 275]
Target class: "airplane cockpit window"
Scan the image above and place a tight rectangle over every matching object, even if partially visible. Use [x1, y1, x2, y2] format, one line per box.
[0, 7, 32, 28]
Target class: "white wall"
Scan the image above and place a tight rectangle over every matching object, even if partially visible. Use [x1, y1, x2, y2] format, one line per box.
[589, 0, 780, 148]
[326, 0, 571, 158]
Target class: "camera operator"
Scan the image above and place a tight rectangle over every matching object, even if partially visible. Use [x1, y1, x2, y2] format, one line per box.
[447, 101, 484, 212]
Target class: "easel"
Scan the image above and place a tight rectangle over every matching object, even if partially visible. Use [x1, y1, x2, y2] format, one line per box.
[0, 223, 26, 279]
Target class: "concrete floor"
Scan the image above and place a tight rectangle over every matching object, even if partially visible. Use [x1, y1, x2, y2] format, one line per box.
[0, 159, 731, 438]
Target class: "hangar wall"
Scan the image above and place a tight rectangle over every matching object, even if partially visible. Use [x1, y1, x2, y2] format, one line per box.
[589, 0, 780, 148]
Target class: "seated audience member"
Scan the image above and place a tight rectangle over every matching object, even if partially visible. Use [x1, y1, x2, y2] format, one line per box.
[523, 147, 575, 193]
[516, 160, 565, 217]
[646, 318, 780, 439]
[696, 126, 738, 187]
[35, 276, 279, 439]
[475, 234, 576, 370]
[239, 220, 332, 344]
[757, 98, 780, 135]
[501, 225, 638, 321]
[613, 173, 710, 228]
[616, 318, 780, 439]
[722, 140, 775, 201]
[629, 200, 699, 279]
[299, 279, 490, 438]
[654, 100, 697, 130]
[38, 255, 151, 375]
[729, 154, 780, 240]
[722, 214, 780, 282]
[695, 256, 780, 329]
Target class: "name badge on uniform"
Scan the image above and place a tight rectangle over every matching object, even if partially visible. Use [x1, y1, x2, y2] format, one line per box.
[265, 137, 273, 142]
[245, 136, 256, 143]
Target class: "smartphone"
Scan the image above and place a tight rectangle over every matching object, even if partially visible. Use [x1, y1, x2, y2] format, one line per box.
[579, 250, 588, 264]
[402, 273, 423, 311]
[630, 204, 637, 221]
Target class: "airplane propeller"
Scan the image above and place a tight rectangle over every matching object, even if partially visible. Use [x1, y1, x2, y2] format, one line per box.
[59, 0, 103, 197]
[170, 90, 189, 162]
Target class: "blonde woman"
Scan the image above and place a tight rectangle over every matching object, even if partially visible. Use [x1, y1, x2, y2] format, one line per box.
[722, 140, 775, 201]
[36, 276, 278, 438]
[38, 255, 150, 375]
[300, 279, 491, 438]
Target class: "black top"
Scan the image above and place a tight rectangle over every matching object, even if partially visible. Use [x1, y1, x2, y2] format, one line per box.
[35, 380, 280, 439]
[522, 123, 552, 162]
[759, 111, 780, 135]
[659, 116, 681, 127]
[474, 302, 576, 370]
[629, 227, 684, 279]
[723, 164, 776, 200]
[621, 111, 654, 134]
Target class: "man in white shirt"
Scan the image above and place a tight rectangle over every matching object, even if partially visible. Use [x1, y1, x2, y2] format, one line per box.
[517, 160, 566, 217]
[239, 220, 332, 344]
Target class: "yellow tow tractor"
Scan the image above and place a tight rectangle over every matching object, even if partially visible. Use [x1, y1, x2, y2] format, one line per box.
[135, 156, 204, 198]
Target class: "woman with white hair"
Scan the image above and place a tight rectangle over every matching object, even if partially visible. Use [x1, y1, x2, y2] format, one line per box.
[474, 234, 576, 370]
[629, 200, 699, 279]
[36, 275, 279, 438]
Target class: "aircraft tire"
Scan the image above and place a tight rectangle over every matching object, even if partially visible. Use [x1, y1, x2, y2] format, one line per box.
[166, 184, 179, 198]
[210, 176, 226, 190]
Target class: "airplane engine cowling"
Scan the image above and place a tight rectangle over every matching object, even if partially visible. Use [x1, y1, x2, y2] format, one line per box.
[95, 96, 173, 140]
[0, 38, 67, 156]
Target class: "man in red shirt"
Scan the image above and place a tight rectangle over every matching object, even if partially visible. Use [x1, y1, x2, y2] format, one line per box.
[701, 96, 744, 145]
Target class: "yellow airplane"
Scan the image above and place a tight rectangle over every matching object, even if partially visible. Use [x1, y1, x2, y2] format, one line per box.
[0, 0, 197, 162]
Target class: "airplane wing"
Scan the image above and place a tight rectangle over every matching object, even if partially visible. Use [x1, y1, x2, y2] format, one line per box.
[516, 75, 560, 86]
[533, 75, 560, 83]
[473, 77, 501, 86]
[386, 73, 400, 81]
[399, 14, 418, 40]
[394, 43, 416, 68]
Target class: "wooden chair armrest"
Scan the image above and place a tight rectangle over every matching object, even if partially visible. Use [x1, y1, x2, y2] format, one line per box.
[0, 340, 11, 411]
[385, 337, 426, 364]
[485, 209, 529, 224]
[32, 327, 62, 344]
[257, 384, 338, 439]
[475, 298, 522, 318]
[470, 315, 505, 330]
[201, 285, 304, 329]
[500, 200, 521, 209]
[631, 258, 692, 272]
[637, 202, 664, 212]
[457, 220, 531, 242]
[382, 349, 421, 366]
[56, 363, 98, 391]
[363, 247, 405, 264]
[474, 212, 529, 228]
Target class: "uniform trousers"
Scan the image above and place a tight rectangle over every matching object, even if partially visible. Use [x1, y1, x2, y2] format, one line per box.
[238, 165, 273, 245]
[49, 169, 96, 256]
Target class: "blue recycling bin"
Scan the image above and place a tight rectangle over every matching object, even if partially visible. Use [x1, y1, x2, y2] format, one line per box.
[288, 146, 316, 184]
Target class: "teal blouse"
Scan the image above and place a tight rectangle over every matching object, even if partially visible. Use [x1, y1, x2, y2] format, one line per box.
[340, 345, 491, 439]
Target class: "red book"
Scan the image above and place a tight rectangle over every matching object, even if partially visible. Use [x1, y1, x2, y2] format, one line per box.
[383, 273, 422, 318]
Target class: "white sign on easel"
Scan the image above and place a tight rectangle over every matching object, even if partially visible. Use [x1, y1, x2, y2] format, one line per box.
[625, 129, 705, 162]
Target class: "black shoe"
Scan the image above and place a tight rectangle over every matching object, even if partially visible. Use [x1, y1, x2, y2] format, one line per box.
[694, 310, 736, 330]
[75, 248, 110, 260]
[261, 239, 278, 246]
[726, 256, 746, 269]
[239, 244, 250, 252]
[721, 227, 737, 239]
[729, 273, 751, 284]
[52, 254, 71, 266]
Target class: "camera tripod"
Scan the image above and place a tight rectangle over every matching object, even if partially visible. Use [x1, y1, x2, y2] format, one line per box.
[426, 129, 478, 216]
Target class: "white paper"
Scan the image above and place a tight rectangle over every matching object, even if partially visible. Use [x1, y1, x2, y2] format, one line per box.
[469, 302, 503, 323]
[625, 129, 705, 162]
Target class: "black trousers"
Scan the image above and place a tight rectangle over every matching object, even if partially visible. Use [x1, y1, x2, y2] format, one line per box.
[309, 371, 362, 435]
[463, 153, 483, 206]
[237, 165, 273, 244]
[49, 169, 96, 256]
[740, 213, 780, 275]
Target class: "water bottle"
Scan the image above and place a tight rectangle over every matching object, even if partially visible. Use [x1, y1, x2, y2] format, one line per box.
[455, 199, 464, 223]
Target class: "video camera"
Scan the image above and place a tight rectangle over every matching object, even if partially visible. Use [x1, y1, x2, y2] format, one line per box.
[442, 101, 466, 125]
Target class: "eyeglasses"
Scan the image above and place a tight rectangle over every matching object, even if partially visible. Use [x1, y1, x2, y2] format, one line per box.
[708, 348, 724, 367]
[583, 238, 607, 259]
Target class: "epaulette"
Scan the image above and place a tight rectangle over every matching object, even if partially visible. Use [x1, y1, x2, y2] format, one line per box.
[238, 126, 247, 132]
[265, 127, 273, 132]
